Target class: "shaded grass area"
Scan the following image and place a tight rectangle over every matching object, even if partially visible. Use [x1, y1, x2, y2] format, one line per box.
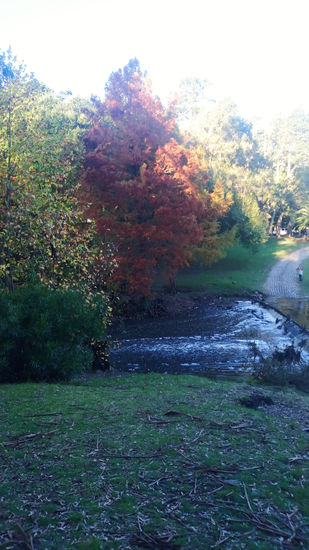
[0, 374, 308, 549]
[175, 238, 309, 295]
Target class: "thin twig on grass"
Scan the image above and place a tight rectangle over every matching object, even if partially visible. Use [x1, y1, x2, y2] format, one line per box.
[1, 430, 57, 447]
[211, 534, 233, 548]
[243, 483, 254, 513]
[98, 452, 162, 459]
[24, 412, 62, 417]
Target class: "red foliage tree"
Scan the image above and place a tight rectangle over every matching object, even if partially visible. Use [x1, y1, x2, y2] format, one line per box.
[83, 59, 230, 296]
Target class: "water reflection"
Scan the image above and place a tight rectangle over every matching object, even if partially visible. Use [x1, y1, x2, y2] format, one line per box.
[266, 297, 309, 329]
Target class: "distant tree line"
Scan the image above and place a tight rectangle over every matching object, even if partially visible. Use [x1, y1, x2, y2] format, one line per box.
[1, 49, 309, 301]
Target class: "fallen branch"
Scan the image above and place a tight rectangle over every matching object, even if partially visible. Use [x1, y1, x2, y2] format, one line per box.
[147, 412, 206, 425]
[24, 412, 62, 417]
[243, 483, 253, 513]
[218, 490, 307, 544]
[98, 452, 162, 459]
[147, 415, 178, 425]
[195, 466, 240, 474]
[211, 534, 232, 548]
[1, 430, 57, 447]
[15, 523, 35, 550]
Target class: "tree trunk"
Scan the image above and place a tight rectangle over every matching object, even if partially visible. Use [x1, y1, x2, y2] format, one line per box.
[287, 217, 293, 236]
[268, 210, 276, 235]
[168, 276, 176, 294]
[287, 150, 292, 179]
[276, 211, 284, 237]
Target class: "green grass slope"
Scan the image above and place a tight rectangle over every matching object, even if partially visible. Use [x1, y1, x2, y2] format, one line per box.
[1, 375, 308, 549]
[176, 238, 309, 295]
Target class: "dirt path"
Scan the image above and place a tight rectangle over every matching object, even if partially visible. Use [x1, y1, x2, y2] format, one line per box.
[263, 246, 309, 297]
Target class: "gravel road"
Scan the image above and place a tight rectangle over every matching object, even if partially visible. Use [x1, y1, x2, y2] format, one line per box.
[263, 246, 309, 297]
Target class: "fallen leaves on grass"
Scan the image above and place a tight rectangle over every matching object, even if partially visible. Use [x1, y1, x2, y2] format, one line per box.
[0, 376, 308, 549]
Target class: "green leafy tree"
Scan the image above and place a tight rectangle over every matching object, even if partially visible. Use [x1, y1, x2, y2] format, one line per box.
[175, 92, 268, 248]
[0, 49, 114, 304]
[257, 111, 309, 234]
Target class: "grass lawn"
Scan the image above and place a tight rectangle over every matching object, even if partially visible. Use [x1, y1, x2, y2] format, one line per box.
[0, 374, 308, 549]
[175, 238, 309, 295]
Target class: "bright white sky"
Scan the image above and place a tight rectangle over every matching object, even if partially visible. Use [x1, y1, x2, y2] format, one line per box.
[1, 0, 309, 122]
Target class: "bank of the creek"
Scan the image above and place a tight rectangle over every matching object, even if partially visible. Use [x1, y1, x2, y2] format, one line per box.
[109, 296, 309, 376]
[266, 296, 309, 330]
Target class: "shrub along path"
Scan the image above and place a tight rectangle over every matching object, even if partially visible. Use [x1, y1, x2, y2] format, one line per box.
[0, 375, 308, 549]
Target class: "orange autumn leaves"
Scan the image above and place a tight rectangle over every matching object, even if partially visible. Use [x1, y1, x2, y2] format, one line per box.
[83, 59, 231, 296]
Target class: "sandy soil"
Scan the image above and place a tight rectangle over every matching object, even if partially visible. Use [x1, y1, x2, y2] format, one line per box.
[263, 246, 309, 297]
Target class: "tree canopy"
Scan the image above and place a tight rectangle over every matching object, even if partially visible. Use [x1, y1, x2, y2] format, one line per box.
[0, 49, 114, 301]
[1, 50, 309, 302]
[83, 60, 231, 295]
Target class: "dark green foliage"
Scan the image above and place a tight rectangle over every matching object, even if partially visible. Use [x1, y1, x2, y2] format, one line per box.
[76, 539, 102, 550]
[88, 339, 110, 371]
[0, 283, 106, 382]
[239, 392, 274, 408]
[220, 194, 265, 251]
[252, 346, 309, 392]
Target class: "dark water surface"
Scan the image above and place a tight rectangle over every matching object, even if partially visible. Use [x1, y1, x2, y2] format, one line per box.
[109, 298, 309, 375]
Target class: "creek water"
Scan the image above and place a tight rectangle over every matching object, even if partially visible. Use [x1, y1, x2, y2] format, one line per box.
[109, 298, 309, 376]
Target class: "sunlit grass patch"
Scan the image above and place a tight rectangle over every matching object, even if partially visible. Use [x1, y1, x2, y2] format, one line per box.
[175, 238, 309, 294]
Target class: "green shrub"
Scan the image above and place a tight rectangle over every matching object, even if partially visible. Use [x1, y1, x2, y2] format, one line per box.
[252, 346, 309, 392]
[0, 283, 107, 382]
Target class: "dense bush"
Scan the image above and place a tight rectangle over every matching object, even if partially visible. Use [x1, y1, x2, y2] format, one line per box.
[252, 345, 309, 392]
[0, 284, 107, 382]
